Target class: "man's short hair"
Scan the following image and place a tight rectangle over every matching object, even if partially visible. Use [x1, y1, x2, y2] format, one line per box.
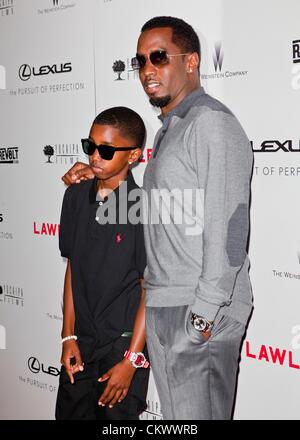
[93, 106, 146, 147]
[141, 16, 201, 60]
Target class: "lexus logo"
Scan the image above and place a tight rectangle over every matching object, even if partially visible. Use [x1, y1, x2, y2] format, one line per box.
[28, 357, 40, 373]
[27, 356, 60, 376]
[19, 64, 31, 81]
[18, 62, 72, 81]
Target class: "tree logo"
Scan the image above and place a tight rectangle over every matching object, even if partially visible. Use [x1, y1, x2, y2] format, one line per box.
[43, 145, 54, 163]
[112, 60, 125, 80]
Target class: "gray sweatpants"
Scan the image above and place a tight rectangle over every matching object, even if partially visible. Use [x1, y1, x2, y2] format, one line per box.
[146, 305, 246, 420]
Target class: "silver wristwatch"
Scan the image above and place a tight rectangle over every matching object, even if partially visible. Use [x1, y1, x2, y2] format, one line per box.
[190, 312, 213, 333]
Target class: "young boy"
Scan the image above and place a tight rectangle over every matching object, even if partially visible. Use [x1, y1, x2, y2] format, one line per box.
[55, 107, 149, 420]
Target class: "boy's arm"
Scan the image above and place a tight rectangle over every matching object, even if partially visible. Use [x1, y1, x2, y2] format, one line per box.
[61, 259, 75, 338]
[98, 280, 147, 408]
[126, 279, 146, 353]
[60, 259, 84, 384]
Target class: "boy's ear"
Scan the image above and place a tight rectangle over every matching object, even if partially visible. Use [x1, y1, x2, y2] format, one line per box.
[129, 148, 142, 164]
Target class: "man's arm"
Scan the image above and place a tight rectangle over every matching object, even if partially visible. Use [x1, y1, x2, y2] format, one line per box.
[60, 259, 84, 383]
[189, 111, 253, 322]
[61, 162, 94, 186]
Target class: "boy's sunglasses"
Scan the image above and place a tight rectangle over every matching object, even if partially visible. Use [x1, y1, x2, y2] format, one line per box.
[131, 50, 190, 70]
[81, 139, 138, 161]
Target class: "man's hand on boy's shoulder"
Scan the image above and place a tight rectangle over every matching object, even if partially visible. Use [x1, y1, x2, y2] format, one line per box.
[62, 162, 95, 186]
[97, 359, 136, 409]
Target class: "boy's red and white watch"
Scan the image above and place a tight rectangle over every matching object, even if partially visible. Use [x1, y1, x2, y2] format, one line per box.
[124, 350, 149, 368]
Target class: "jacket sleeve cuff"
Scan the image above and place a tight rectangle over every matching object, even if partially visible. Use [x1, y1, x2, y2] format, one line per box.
[191, 298, 220, 322]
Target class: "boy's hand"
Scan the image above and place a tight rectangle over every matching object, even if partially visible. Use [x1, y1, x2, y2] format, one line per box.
[61, 162, 94, 186]
[98, 359, 136, 408]
[61, 340, 84, 384]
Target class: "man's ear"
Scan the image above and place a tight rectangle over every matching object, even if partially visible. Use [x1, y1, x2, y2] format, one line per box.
[186, 52, 200, 73]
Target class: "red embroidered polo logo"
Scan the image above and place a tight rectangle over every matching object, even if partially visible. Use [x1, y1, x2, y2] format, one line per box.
[116, 233, 122, 244]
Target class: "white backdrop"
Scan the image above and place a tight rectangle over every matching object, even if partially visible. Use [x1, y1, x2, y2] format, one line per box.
[0, 0, 300, 420]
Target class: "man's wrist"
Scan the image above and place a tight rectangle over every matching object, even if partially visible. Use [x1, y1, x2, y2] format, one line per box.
[190, 313, 213, 333]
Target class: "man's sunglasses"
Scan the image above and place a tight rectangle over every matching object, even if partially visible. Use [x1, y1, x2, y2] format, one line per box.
[81, 139, 138, 161]
[131, 50, 190, 70]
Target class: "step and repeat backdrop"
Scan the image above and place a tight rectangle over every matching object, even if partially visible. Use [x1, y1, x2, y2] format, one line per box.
[0, 0, 300, 420]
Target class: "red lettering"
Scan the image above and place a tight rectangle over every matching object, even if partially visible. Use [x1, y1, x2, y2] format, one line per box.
[269, 347, 286, 365]
[33, 222, 40, 235]
[139, 148, 153, 163]
[245, 341, 256, 359]
[288, 351, 300, 369]
[47, 223, 57, 236]
[33, 221, 60, 236]
[258, 345, 269, 362]
[41, 223, 47, 235]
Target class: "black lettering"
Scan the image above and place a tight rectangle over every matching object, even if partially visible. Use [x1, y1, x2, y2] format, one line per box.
[0, 147, 18, 161]
[47, 366, 60, 376]
[288, 140, 300, 152]
[41, 363, 60, 376]
[48, 64, 56, 74]
[251, 140, 299, 152]
[62, 62, 72, 73]
[261, 140, 286, 152]
[32, 66, 40, 77]
[39, 65, 50, 75]
[31, 63, 72, 77]
[293, 42, 300, 61]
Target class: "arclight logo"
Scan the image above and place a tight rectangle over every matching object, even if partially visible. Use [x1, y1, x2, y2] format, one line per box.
[0, 324, 6, 349]
[0, 65, 6, 89]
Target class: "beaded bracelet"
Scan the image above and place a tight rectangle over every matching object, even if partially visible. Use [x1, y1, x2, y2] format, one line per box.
[61, 335, 77, 344]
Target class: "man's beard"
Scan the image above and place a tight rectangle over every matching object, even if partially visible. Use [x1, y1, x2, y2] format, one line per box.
[149, 95, 171, 108]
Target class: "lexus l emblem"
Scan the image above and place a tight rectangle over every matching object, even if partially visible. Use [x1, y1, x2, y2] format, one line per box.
[19, 64, 31, 81]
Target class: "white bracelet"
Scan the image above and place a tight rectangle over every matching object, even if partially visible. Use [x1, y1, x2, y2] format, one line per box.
[61, 335, 77, 344]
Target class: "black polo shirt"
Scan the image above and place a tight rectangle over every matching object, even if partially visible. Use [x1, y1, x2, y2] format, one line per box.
[59, 172, 146, 363]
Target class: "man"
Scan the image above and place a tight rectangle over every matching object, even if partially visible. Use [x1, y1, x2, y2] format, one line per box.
[62, 16, 253, 420]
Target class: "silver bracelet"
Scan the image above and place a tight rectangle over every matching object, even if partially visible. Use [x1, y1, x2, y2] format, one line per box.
[61, 335, 77, 344]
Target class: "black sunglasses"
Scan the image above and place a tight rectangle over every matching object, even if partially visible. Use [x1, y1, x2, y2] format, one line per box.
[81, 139, 138, 161]
[131, 50, 189, 70]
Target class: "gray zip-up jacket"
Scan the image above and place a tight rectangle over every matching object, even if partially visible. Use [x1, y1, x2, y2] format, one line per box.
[143, 87, 253, 324]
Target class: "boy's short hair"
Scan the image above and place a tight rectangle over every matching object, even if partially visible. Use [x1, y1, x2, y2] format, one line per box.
[93, 106, 146, 147]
